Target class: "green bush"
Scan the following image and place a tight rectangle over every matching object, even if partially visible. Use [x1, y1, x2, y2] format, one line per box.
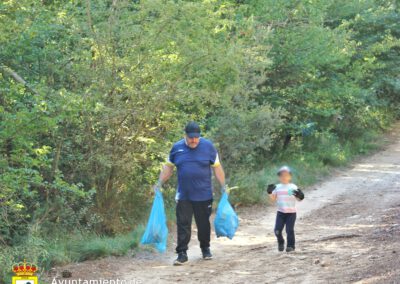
[210, 105, 286, 169]
[70, 231, 142, 261]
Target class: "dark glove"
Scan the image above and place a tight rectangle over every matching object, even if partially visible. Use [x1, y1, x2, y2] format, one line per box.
[293, 188, 304, 200]
[267, 184, 276, 194]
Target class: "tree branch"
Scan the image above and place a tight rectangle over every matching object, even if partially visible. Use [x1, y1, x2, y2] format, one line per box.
[0, 64, 39, 96]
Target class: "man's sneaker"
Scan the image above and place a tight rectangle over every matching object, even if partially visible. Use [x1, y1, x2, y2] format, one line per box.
[286, 247, 295, 253]
[202, 248, 213, 260]
[173, 252, 188, 265]
[278, 243, 285, 252]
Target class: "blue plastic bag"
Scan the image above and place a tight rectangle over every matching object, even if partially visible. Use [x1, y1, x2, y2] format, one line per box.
[140, 190, 168, 252]
[214, 193, 239, 239]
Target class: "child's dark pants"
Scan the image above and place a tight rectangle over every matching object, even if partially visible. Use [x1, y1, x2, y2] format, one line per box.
[274, 211, 296, 248]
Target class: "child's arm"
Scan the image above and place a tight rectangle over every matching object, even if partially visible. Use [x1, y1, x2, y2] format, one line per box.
[267, 184, 277, 201]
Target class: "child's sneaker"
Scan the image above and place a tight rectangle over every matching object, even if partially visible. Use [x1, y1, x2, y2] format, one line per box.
[286, 247, 295, 253]
[278, 243, 285, 252]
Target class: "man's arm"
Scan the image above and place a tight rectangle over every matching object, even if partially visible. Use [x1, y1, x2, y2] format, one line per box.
[154, 164, 174, 190]
[213, 164, 225, 189]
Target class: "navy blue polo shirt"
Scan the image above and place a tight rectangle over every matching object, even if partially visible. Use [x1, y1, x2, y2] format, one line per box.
[167, 138, 220, 201]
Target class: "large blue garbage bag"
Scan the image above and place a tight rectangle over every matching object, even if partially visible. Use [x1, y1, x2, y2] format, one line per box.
[140, 190, 168, 252]
[214, 193, 239, 239]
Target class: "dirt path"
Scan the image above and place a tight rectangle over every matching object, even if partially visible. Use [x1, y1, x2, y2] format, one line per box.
[47, 126, 400, 284]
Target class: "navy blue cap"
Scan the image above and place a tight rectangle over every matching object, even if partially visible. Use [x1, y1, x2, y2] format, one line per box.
[185, 122, 201, 138]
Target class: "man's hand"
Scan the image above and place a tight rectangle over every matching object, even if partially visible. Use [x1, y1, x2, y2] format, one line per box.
[153, 180, 162, 193]
[293, 188, 305, 200]
[154, 164, 174, 193]
[221, 184, 229, 194]
[267, 184, 276, 194]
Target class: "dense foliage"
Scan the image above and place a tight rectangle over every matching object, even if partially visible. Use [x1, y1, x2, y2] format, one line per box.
[0, 0, 399, 279]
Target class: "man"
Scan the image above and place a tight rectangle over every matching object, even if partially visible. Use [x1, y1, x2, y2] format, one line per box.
[154, 122, 226, 265]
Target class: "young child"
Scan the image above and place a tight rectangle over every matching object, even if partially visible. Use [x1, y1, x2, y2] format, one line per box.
[267, 166, 304, 252]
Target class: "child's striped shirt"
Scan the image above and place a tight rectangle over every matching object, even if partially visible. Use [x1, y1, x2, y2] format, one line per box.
[272, 183, 298, 213]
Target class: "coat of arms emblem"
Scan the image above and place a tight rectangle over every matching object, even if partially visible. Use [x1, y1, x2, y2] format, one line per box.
[12, 260, 39, 284]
